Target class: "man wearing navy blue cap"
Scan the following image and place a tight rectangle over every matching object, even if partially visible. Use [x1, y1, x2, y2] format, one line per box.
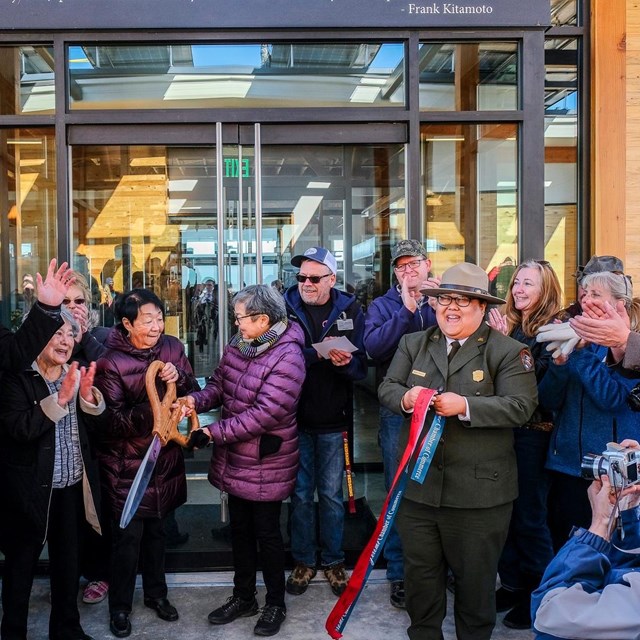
[284, 247, 367, 598]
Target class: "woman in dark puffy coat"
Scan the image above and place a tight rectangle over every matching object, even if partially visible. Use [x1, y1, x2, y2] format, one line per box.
[94, 288, 199, 639]
[181, 284, 306, 637]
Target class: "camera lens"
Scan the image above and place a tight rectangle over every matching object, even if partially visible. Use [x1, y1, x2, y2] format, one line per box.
[581, 454, 608, 481]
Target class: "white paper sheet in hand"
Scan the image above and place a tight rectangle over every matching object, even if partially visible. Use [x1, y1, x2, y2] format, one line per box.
[312, 336, 358, 358]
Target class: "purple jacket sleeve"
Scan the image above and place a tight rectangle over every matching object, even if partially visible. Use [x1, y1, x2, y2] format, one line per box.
[209, 349, 306, 446]
[95, 362, 153, 439]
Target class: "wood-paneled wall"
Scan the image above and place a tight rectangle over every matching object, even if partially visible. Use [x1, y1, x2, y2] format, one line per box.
[592, 0, 640, 285]
[626, 0, 640, 284]
[591, 0, 627, 269]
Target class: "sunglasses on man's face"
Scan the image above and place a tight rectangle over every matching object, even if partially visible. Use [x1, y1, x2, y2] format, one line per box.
[295, 273, 333, 284]
[62, 297, 86, 306]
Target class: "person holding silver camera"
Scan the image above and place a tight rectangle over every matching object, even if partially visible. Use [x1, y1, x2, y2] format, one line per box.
[532, 439, 640, 640]
[538, 271, 640, 551]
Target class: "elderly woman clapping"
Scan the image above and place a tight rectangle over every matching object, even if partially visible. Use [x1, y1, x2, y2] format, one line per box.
[0, 310, 105, 640]
[180, 284, 306, 637]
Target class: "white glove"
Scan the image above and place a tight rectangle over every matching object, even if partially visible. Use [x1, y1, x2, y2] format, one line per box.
[545, 336, 581, 359]
[544, 339, 565, 359]
[536, 322, 579, 344]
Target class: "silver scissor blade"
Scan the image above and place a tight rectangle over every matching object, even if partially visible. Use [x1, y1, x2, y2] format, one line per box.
[119, 434, 162, 529]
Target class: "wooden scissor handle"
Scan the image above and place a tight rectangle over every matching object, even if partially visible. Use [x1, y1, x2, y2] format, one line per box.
[146, 360, 200, 447]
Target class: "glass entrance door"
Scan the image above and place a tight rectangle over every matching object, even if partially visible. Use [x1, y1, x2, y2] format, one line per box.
[71, 128, 406, 374]
[70, 126, 407, 568]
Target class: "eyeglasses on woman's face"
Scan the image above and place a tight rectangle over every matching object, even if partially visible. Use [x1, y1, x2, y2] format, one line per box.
[234, 312, 262, 322]
[394, 259, 425, 273]
[436, 294, 472, 307]
[62, 297, 86, 306]
[295, 273, 333, 284]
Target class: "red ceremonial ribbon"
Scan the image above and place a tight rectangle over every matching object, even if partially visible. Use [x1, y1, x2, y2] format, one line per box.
[325, 388, 438, 639]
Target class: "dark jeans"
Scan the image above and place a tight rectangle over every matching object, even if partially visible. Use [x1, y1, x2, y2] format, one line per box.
[229, 493, 285, 608]
[548, 471, 592, 552]
[498, 428, 554, 590]
[108, 516, 167, 614]
[1, 482, 85, 640]
[290, 431, 345, 567]
[378, 406, 404, 582]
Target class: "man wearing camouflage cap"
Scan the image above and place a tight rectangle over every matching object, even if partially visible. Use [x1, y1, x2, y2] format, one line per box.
[363, 239, 439, 608]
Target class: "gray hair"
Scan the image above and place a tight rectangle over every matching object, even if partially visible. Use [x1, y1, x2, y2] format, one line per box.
[60, 307, 80, 338]
[581, 271, 640, 331]
[232, 284, 286, 325]
[581, 271, 633, 308]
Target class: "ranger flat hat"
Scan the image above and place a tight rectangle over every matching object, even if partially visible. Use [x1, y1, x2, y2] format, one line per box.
[421, 262, 506, 305]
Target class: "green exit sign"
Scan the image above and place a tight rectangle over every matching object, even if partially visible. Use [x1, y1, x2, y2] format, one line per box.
[224, 158, 250, 178]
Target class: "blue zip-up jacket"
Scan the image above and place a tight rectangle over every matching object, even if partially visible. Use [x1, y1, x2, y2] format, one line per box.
[364, 286, 437, 382]
[284, 286, 367, 433]
[532, 507, 640, 640]
[538, 345, 640, 477]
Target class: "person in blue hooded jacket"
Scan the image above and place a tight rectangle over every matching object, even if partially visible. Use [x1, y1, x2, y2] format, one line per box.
[532, 443, 640, 640]
[538, 271, 640, 551]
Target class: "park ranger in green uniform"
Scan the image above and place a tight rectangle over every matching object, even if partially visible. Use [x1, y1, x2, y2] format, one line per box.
[379, 262, 538, 640]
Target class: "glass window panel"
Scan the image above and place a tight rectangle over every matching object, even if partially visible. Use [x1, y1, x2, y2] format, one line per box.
[550, 0, 577, 26]
[419, 42, 518, 111]
[71, 144, 218, 376]
[421, 123, 518, 281]
[68, 43, 405, 110]
[0, 46, 55, 115]
[545, 37, 578, 304]
[0, 128, 57, 328]
[259, 144, 406, 308]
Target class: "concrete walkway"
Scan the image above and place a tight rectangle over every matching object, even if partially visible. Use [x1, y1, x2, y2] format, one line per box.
[5, 570, 535, 640]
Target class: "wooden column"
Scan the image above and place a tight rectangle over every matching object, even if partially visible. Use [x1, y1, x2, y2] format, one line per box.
[591, 0, 626, 258]
[626, 0, 640, 283]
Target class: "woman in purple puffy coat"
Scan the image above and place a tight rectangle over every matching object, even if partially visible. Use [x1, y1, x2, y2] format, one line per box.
[94, 288, 199, 638]
[181, 284, 306, 637]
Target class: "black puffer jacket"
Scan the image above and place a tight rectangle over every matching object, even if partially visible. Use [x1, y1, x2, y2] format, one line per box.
[94, 327, 199, 519]
[0, 367, 102, 546]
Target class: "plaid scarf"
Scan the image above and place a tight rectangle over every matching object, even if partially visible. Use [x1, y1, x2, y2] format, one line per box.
[231, 318, 288, 358]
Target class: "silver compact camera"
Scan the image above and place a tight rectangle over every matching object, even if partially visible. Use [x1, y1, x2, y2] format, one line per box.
[581, 442, 640, 489]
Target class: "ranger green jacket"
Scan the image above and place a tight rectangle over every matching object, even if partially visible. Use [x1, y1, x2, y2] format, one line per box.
[378, 322, 537, 509]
